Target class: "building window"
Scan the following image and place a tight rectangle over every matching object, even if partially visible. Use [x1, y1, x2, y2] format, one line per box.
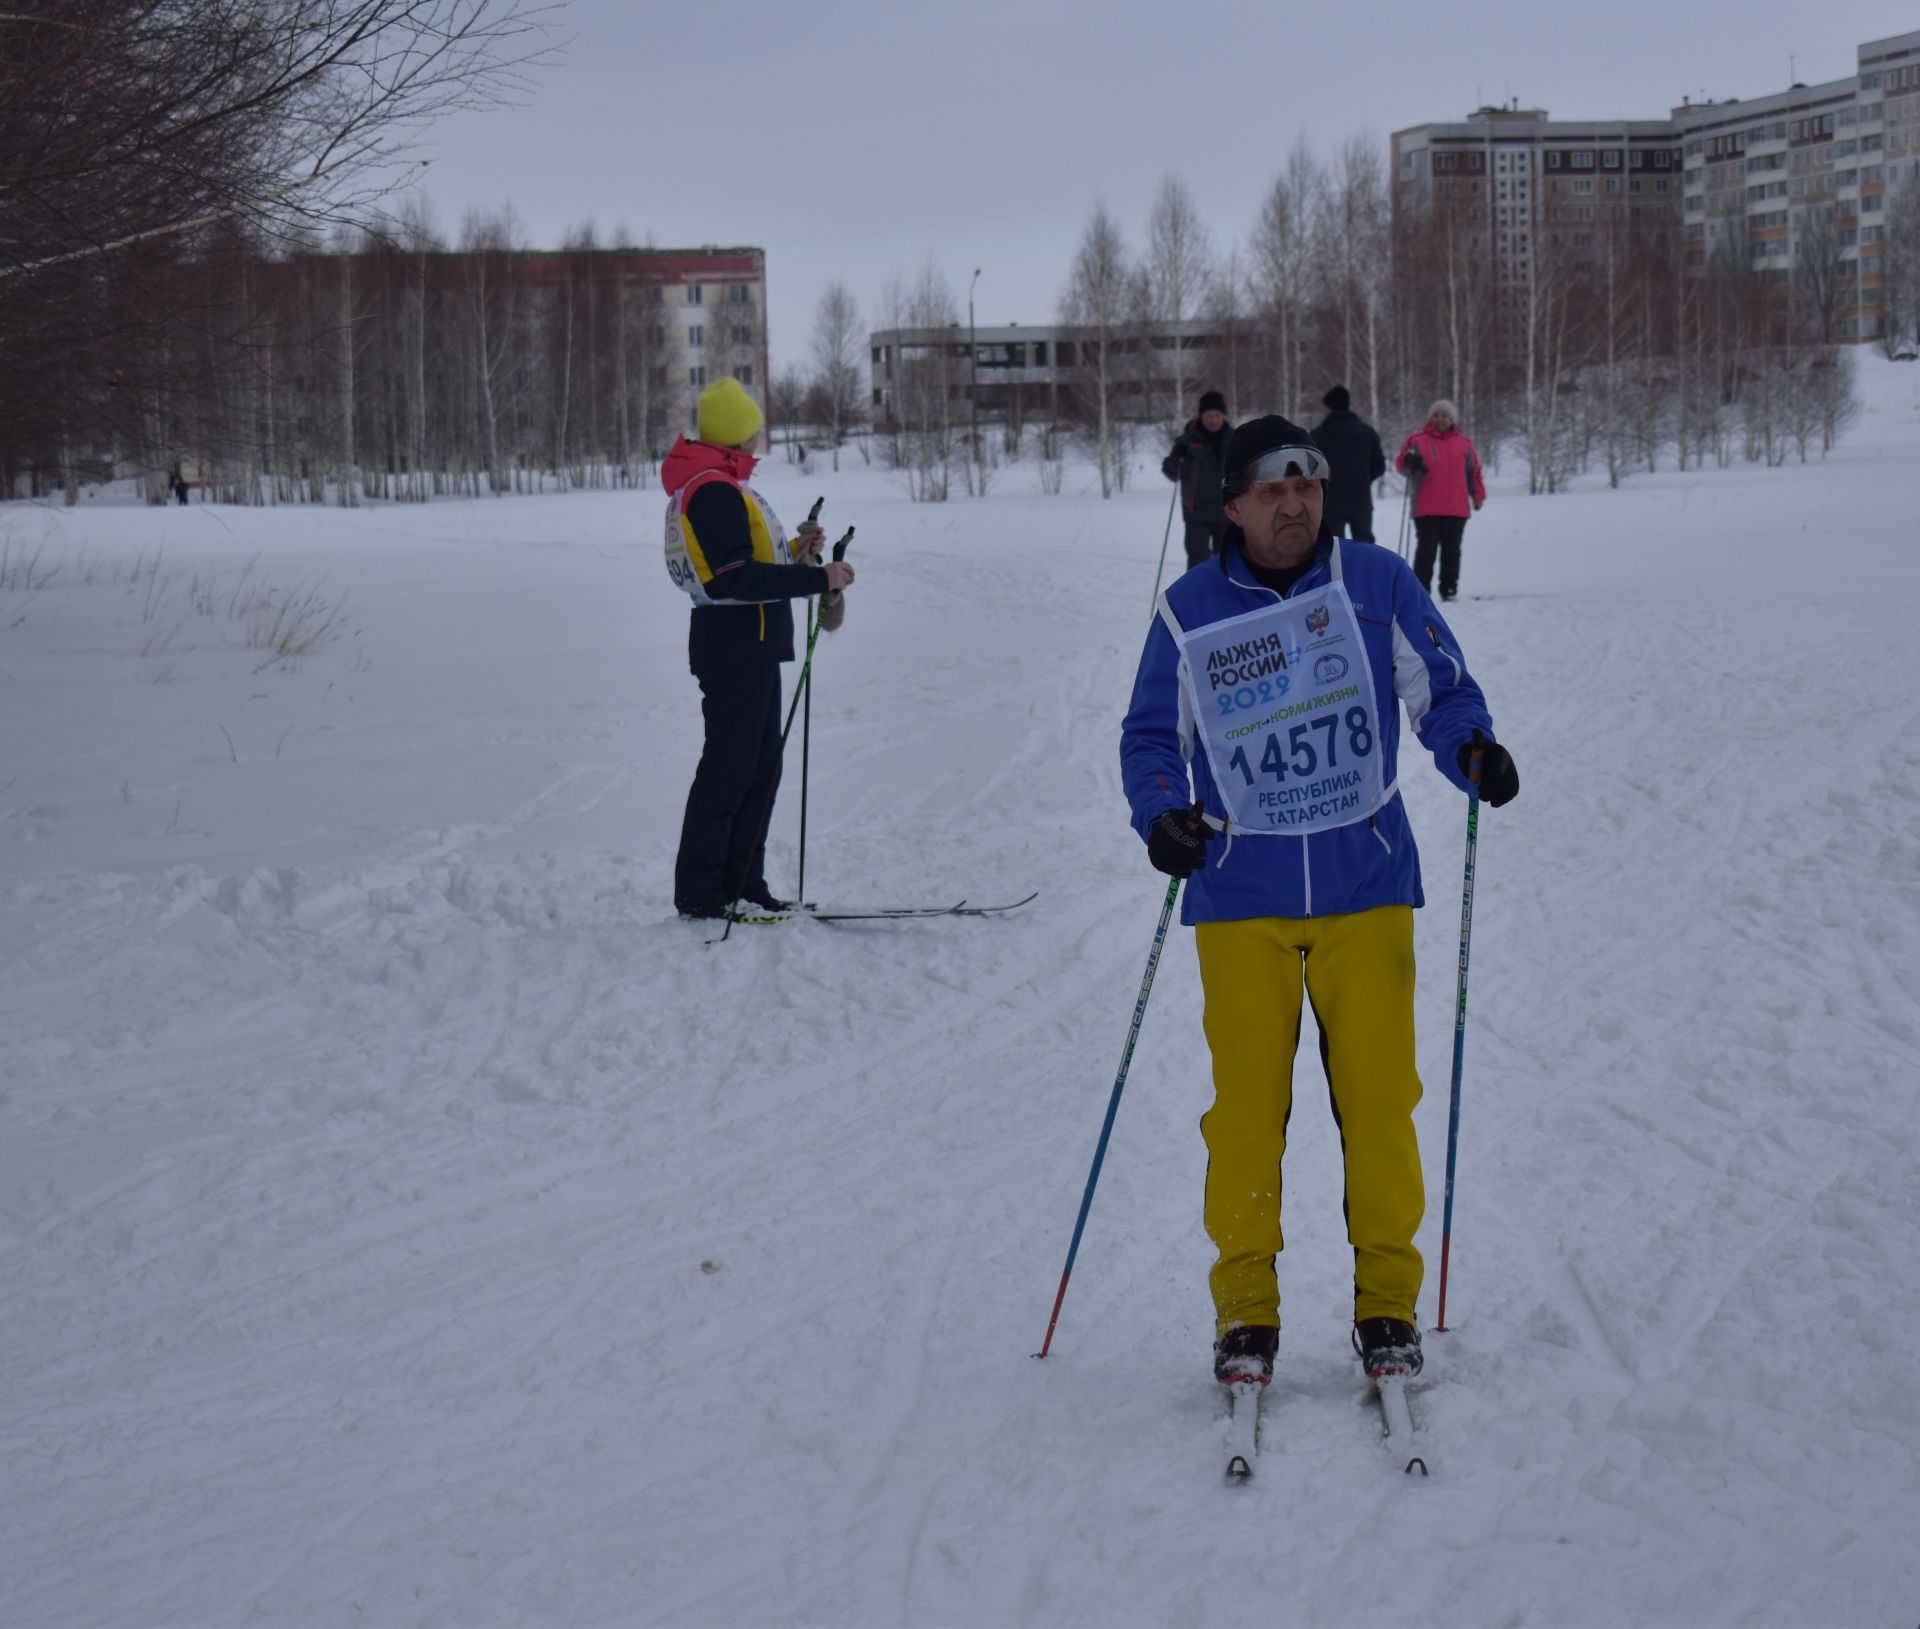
[687, 284, 704, 306]
[689, 366, 705, 387]
[1657, 150, 1674, 168]
[1434, 153, 1456, 172]
[1573, 178, 1593, 194]
[1605, 177, 1620, 193]
[738, 364, 753, 385]
[1602, 150, 1621, 168]
[1630, 178, 1642, 194]
[688, 324, 704, 347]
[1546, 151, 1561, 169]
[1572, 151, 1595, 169]
[728, 284, 752, 304]
[731, 325, 753, 344]
[1657, 178, 1671, 193]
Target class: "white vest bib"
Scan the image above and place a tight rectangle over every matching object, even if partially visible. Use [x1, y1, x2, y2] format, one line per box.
[1174, 550, 1389, 836]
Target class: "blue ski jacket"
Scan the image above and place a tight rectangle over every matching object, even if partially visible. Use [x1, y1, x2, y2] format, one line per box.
[1120, 531, 1493, 925]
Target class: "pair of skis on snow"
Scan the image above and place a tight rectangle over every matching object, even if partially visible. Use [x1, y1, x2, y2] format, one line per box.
[1224, 1371, 1428, 1482]
[723, 891, 1039, 927]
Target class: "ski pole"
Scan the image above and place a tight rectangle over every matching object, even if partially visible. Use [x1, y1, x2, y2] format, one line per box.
[1396, 478, 1413, 561]
[1036, 823, 1195, 1358]
[777, 525, 851, 747]
[798, 594, 815, 903]
[715, 522, 852, 944]
[1433, 746, 1483, 1333]
[1146, 479, 1180, 616]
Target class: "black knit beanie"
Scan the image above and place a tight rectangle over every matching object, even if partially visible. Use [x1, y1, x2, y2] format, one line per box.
[1197, 389, 1227, 416]
[1223, 414, 1320, 495]
[1322, 385, 1351, 412]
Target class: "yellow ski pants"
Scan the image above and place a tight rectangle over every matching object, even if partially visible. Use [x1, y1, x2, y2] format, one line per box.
[1194, 905, 1425, 1334]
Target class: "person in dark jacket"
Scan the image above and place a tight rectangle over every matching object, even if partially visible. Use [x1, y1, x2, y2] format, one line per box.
[1161, 390, 1233, 568]
[664, 379, 854, 920]
[1309, 386, 1386, 541]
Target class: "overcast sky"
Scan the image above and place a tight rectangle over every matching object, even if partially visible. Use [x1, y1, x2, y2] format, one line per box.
[408, 0, 1920, 373]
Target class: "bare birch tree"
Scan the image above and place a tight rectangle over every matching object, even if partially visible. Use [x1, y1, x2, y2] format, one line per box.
[1060, 204, 1132, 498]
[810, 282, 864, 471]
[1146, 175, 1211, 428]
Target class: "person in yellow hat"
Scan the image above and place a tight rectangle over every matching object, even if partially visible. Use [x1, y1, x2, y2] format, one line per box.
[663, 378, 855, 919]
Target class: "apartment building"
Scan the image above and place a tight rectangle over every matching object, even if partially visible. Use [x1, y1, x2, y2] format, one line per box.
[1675, 29, 1920, 340]
[639, 245, 770, 411]
[1390, 106, 1682, 303]
[1391, 27, 1920, 343]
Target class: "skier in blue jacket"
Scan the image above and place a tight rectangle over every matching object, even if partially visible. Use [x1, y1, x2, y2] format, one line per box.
[1119, 414, 1519, 1391]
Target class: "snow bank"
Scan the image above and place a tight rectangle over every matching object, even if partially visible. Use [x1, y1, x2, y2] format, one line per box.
[3, 360, 1918, 1627]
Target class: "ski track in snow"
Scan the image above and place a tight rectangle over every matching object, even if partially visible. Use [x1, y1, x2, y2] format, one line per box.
[4, 363, 1920, 1626]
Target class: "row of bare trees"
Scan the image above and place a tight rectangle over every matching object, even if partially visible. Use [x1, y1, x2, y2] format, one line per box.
[0, 0, 560, 501]
[6, 211, 745, 504]
[1028, 139, 1881, 498]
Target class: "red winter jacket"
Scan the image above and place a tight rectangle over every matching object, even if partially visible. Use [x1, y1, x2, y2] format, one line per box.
[1395, 425, 1485, 520]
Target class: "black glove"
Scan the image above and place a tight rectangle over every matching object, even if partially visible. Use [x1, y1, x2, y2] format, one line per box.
[1403, 448, 1427, 475]
[1457, 730, 1518, 808]
[1147, 802, 1213, 878]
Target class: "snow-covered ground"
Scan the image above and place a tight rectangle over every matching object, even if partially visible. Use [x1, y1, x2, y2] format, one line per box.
[5, 363, 1920, 1628]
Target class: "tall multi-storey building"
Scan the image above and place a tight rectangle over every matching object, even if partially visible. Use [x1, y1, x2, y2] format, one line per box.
[1391, 107, 1682, 307]
[1392, 27, 1920, 343]
[1675, 29, 1920, 341]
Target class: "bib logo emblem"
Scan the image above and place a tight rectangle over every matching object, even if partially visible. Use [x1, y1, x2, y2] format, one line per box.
[1306, 604, 1330, 635]
[1314, 653, 1349, 684]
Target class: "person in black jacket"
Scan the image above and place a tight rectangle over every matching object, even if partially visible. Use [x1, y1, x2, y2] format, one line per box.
[1161, 390, 1233, 568]
[663, 379, 854, 919]
[1309, 386, 1387, 542]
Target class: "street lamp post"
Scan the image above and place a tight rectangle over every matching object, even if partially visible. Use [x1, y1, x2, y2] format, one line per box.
[969, 267, 982, 471]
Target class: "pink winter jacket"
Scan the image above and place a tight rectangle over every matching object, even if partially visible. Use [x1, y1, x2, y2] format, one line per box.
[1395, 426, 1486, 520]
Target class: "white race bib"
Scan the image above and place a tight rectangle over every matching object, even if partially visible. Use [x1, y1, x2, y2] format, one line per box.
[1176, 580, 1388, 835]
[664, 483, 790, 604]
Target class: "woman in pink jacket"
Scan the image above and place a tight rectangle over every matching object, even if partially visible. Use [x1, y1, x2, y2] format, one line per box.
[1394, 400, 1485, 602]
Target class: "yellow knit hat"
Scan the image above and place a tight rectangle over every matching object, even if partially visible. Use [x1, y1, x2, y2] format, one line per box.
[697, 378, 764, 448]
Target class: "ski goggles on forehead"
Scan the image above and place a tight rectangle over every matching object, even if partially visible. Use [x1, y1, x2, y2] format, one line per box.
[1226, 445, 1331, 494]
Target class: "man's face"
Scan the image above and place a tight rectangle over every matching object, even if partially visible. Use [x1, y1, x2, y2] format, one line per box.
[1226, 476, 1323, 571]
[1201, 409, 1226, 433]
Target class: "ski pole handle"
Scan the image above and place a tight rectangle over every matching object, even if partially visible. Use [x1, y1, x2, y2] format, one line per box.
[831, 526, 854, 562]
[807, 496, 825, 526]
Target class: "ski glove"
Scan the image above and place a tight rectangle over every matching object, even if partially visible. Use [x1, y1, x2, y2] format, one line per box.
[1147, 802, 1213, 878]
[1457, 731, 1519, 807]
[1402, 448, 1427, 475]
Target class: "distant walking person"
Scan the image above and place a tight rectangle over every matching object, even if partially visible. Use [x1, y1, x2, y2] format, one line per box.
[1310, 386, 1386, 542]
[664, 378, 853, 920]
[1161, 390, 1234, 569]
[1395, 401, 1485, 602]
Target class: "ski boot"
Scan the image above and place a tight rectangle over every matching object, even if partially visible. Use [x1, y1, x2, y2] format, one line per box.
[1352, 1316, 1423, 1378]
[1213, 1324, 1279, 1386]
